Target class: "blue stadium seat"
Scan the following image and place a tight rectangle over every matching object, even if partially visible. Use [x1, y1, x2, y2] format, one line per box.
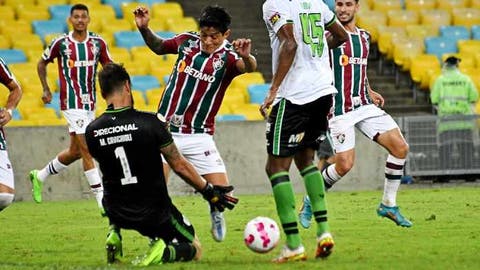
[163, 74, 170, 85]
[103, 0, 132, 18]
[49, 4, 72, 20]
[11, 108, 21, 120]
[439, 25, 470, 41]
[142, 0, 166, 5]
[114, 31, 146, 49]
[215, 114, 246, 122]
[131, 75, 161, 92]
[471, 25, 480, 40]
[32, 20, 68, 41]
[44, 92, 61, 117]
[247, 83, 270, 104]
[155, 31, 176, 39]
[424, 36, 458, 61]
[0, 49, 27, 64]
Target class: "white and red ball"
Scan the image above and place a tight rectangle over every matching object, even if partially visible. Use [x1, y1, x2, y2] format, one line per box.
[243, 216, 280, 253]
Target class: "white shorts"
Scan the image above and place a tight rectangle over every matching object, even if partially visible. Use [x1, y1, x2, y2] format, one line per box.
[62, 109, 95, 134]
[163, 133, 226, 175]
[329, 105, 399, 153]
[0, 151, 14, 189]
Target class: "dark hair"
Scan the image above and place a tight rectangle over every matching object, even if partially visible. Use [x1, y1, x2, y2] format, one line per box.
[98, 63, 131, 98]
[70, 4, 89, 15]
[198, 5, 231, 34]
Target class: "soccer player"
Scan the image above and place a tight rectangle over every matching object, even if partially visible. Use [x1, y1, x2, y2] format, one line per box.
[0, 58, 22, 212]
[299, 0, 412, 228]
[29, 4, 112, 212]
[262, 0, 348, 262]
[85, 62, 238, 265]
[133, 5, 256, 242]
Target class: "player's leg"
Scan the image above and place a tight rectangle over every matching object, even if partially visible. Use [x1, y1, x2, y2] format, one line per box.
[105, 223, 123, 263]
[361, 114, 412, 227]
[203, 172, 229, 242]
[265, 99, 307, 263]
[29, 132, 79, 203]
[0, 150, 14, 211]
[322, 126, 356, 188]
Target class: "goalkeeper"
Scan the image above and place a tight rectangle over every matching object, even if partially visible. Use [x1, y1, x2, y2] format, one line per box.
[85, 63, 238, 265]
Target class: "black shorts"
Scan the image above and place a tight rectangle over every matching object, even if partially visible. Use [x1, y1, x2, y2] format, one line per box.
[109, 204, 195, 244]
[266, 95, 333, 157]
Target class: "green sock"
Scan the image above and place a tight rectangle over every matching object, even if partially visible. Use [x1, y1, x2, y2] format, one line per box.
[269, 171, 301, 249]
[301, 165, 330, 236]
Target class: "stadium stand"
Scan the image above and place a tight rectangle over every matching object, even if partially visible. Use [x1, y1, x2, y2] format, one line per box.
[247, 83, 270, 105]
[130, 75, 161, 92]
[215, 114, 246, 122]
[32, 20, 68, 42]
[439, 25, 470, 41]
[424, 36, 458, 62]
[114, 31, 145, 49]
[452, 8, 480, 28]
[436, 0, 468, 11]
[0, 49, 27, 64]
[404, 0, 436, 11]
[372, 0, 402, 12]
[48, 4, 72, 20]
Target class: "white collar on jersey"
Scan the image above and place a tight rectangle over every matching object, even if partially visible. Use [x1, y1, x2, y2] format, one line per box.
[68, 31, 90, 43]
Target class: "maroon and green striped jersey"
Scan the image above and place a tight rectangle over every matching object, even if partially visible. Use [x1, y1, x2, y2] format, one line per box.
[0, 57, 16, 150]
[329, 28, 373, 117]
[158, 32, 242, 135]
[43, 31, 112, 111]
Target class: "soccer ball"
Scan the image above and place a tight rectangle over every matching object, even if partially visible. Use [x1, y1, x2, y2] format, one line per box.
[243, 216, 280, 253]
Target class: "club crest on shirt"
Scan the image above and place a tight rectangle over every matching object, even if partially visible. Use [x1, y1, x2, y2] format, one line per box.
[269, 12, 281, 25]
[212, 55, 224, 71]
[89, 40, 99, 55]
[76, 119, 84, 128]
[62, 39, 72, 57]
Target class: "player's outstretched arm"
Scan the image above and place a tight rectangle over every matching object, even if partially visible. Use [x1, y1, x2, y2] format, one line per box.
[325, 19, 348, 49]
[232, 38, 257, 73]
[134, 6, 166, 55]
[161, 143, 239, 211]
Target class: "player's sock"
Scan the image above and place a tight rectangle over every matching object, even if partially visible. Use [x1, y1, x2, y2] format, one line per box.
[301, 165, 330, 235]
[162, 243, 197, 263]
[85, 168, 104, 208]
[322, 164, 342, 188]
[269, 171, 301, 249]
[0, 193, 14, 212]
[37, 156, 68, 182]
[382, 155, 405, 207]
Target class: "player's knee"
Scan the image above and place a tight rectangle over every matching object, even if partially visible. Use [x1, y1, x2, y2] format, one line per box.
[393, 141, 409, 159]
[336, 158, 353, 176]
[0, 192, 14, 212]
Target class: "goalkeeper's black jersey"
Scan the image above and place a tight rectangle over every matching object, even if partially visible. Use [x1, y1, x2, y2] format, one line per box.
[86, 106, 174, 225]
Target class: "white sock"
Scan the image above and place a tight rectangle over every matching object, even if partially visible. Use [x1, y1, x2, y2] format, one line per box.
[84, 168, 104, 208]
[322, 164, 342, 186]
[382, 155, 405, 207]
[38, 157, 68, 182]
[0, 193, 14, 211]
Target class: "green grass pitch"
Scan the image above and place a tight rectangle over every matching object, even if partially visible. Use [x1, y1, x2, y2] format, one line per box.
[0, 187, 479, 269]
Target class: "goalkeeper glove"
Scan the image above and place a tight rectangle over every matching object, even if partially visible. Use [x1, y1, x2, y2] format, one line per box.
[200, 183, 239, 212]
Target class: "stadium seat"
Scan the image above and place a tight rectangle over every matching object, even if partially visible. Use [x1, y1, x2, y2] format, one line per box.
[103, 0, 133, 18]
[436, 0, 468, 12]
[442, 53, 475, 69]
[471, 25, 480, 40]
[145, 18, 169, 32]
[424, 37, 458, 61]
[1, 20, 32, 39]
[439, 25, 470, 42]
[458, 40, 480, 55]
[131, 90, 147, 106]
[0, 36, 11, 49]
[109, 47, 131, 63]
[217, 103, 232, 115]
[356, 10, 387, 42]
[79, 0, 102, 7]
[131, 75, 161, 92]
[404, 0, 436, 11]
[49, 4, 72, 20]
[4, 0, 35, 7]
[247, 83, 270, 104]
[0, 49, 27, 64]
[131, 46, 155, 63]
[11, 34, 44, 55]
[100, 18, 133, 35]
[420, 9, 452, 27]
[88, 4, 116, 22]
[215, 114, 246, 122]
[387, 10, 419, 27]
[151, 2, 184, 24]
[141, 0, 166, 5]
[156, 31, 176, 39]
[377, 26, 407, 59]
[145, 88, 164, 106]
[231, 72, 265, 92]
[16, 6, 51, 22]
[231, 103, 263, 121]
[224, 87, 248, 105]
[471, 0, 480, 8]
[393, 38, 425, 72]
[114, 31, 146, 49]
[120, 2, 141, 24]
[405, 24, 439, 39]
[0, 6, 15, 21]
[409, 54, 440, 90]
[11, 109, 21, 120]
[32, 20, 68, 42]
[452, 8, 480, 28]
[372, 0, 402, 13]
[166, 17, 198, 34]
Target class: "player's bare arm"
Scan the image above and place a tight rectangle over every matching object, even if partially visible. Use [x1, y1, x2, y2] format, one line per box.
[37, 58, 52, 104]
[325, 20, 348, 49]
[134, 6, 166, 55]
[0, 80, 22, 127]
[232, 38, 257, 73]
[366, 79, 385, 107]
[260, 23, 296, 118]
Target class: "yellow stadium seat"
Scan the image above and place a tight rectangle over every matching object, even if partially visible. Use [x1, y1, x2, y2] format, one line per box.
[8, 119, 38, 127]
[89, 4, 116, 22]
[471, 0, 480, 8]
[130, 46, 155, 63]
[95, 100, 108, 117]
[442, 53, 475, 69]
[0, 36, 11, 49]
[16, 6, 51, 21]
[166, 17, 198, 34]
[1, 20, 32, 37]
[404, 0, 436, 11]
[0, 6, 15, 22]
[24, 48, 45, 63]
[410, 54, 441, 90]
[131, 90, 147, 106]
[122, 60, 150, 76]
[387, 10, 419, 27]
[420, 9, 452, 27]
[230, 103, 263, 121]
[149, 61, 174, 82]
[405, 24, 439, 39]
[436, 0, 468, 12]
[217, 103, 232, 115]
[135, 103, 157, 113]
[393, 38, 425, 72]
[458, 40, 480, 56]
[109, 47, 131, 63]
[231, 72, 265, 92]
[121, 2, 143, 26]
[4, 0, 35, 7]
[372, 0, 402, 13]
[145, 88, 164, 106]
[377, 26, 407, 59]
[11, 35, 44, 54]
[356, 10, 387, 43]
[146, 18, 168, 32]
[151, 2, 183, 26]
[75, 0, 103, 7]
[223, 90, 248, 107]
[452, 8, 480, 28]
[37, 0, 68, 6]
[100, 19, 133, 35]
